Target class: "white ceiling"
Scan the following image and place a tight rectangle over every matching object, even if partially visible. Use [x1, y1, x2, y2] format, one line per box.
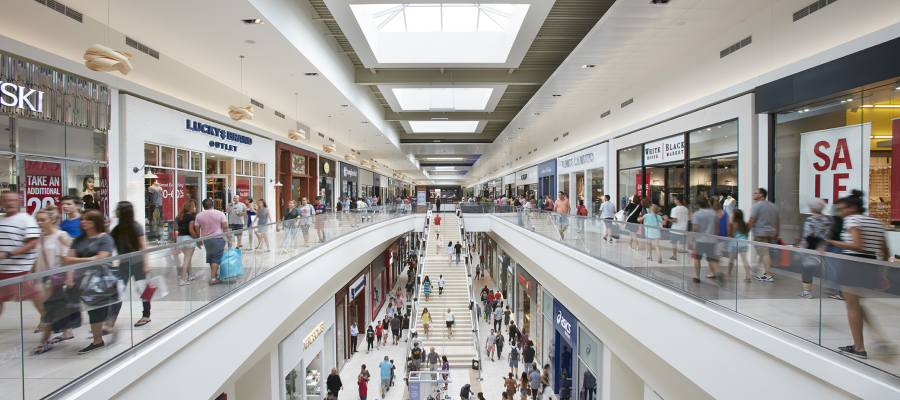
[465, 0, 777, 184]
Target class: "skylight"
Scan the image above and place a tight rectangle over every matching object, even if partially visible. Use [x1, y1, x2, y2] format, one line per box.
[393, 88, 493, 111]
[409, 121, 480, 133]
[350, 3, 530, 64]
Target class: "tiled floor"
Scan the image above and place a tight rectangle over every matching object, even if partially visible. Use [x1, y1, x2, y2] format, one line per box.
[491, 211, 900, 377]
[0, 211, 409, 400]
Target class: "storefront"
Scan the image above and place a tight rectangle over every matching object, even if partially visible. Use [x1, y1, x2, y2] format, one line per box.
[339, 162, 358, 199]
[497, 248, 515, 306]
[122, 95, 273, 245]
[479, 233, 497, 284]
[280, 299, 336, 400]
[758, 37, 900, 248]
[557, 143, 608, 216]
[538, 160, 557, 200]
[371, 252, 387, 319]
[575, 325, 603, 400]
[335, 268, 368, 369]
[359, 168, 374, 198]
[551, 299, 577, 395]
[515, 266, 538, 348]
[318, 157, 337, 209]
[503, 173, 516, 198]
[516, 165, 538, 199]
[1, 55, 112, 220]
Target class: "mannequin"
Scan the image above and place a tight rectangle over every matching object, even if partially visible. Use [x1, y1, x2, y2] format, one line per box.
[148, 181, 163, 241]
[723, 194, 736, 221]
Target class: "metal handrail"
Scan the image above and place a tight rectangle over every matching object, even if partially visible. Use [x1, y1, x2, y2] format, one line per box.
[457, 210, 484, 376]
[405, 210, 430, 366]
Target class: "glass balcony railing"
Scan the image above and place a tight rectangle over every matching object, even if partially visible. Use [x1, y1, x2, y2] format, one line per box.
[464, 206, 900, 379]
[0, 204, 422, 400]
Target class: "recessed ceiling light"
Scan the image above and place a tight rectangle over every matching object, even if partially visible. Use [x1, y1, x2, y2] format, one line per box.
[242, 19, 264, 24]
[361, 121, 368, 123]
[245, 40, 256, 44]
[376, 134, 383, 136]
[304, 73, 318, 76]
[847, 98, 853, 101]
[804, 108, 810, 112]
[707, 128, 711, 131]
[552, 94, 562, 97]
[431, 118, 449, 121]
[581, 65, 596, 68]
[341, 105, 350, 108]
[532, 113, 540, 116]
[506, 137, 512, 139]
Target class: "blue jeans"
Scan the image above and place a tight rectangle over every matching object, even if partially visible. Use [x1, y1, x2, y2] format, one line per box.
[456, 253, 460, 264]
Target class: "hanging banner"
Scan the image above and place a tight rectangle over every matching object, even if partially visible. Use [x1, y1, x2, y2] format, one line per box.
[635, 172, 651, 198]
[799, 123, 871, 213]
[24, 161, 62, 216]
[154, 172, 186, 221]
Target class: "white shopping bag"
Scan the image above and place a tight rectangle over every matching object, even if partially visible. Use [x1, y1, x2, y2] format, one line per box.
[133, 275, 170, 301]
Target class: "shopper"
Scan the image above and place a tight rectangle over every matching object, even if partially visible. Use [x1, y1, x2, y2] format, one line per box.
[441, 355, 450, 383]
[748, 188, 780, 282]
[664, 194, 689, 261]
[519, 372, 529, 400]
[376, 356, 393, 399]
[410, 343, 424, 370]
[445, 307, 454, 337]
[726, 209, 752, 282]
[225, 195, 247, 248]
[358, 371, 369, 400]
[796, 199, 833, 298]
[504, 305, 512, 326]
[59, 195, 82, 238]
[382, 315, 390, 347]
[254, 198, 272, 252]
[402, 313, 410, 340]
[528, 366, 541, 400]
[195, 198, 230, 285]
[391, 313, 402, 345]
[245, 197, 256, 250]
[350, 322, 360, 353]
[447, 241, 454, 264]
[559, 373, 571, 400]
[624, 195, 642, 251]
[436, 233, 443, 253]
[486, 329, 497, 361]
[454, 241, 463, 265]
[460, 384, 472, 400]
[691, 196, 721, 283]
[107, 201, 152, 330]
[427, 347, 441, 371]
[375, 321, 383, 350]
[508, 343, 521, 376]
[297, 197, 315, 247]
[494, 303, 503, 331]
[421, 307, 432, 338]
[575, 200, 588, 233]
[280, 200, 301, 250]
[438, 274, 445, 295]
[0, 191, 41, 311]
[423, 275, 432, 301]
[435, 214, 442, 233]
[826, 190, 890, 359]
[314, 196, 327, 243]
[326, 368, 343, 400]
[63, 209, 114, 355]
[540, 365, 551, 400]
[365, 324, 374, 353]
[176, 201, 199, 286]
[30, 205, 74, 355]
[639, 203, 663, 263]
[554, 192, 571, 240]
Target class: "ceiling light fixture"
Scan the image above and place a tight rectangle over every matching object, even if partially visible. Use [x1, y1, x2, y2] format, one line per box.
[552, 94, 562, 97]
[431, 118, 449, 121]
[581, 64, 596, 68]
[288, 93, 306, 141]
[341, 104, 351, 108]
[532, 113, 540, 116]
[245, 40, 256, 44]
[242, 19, 264, 24]
[228, 56, 254, 121]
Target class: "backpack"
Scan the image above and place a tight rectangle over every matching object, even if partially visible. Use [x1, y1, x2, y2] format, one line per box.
[577, 206, 587, 216]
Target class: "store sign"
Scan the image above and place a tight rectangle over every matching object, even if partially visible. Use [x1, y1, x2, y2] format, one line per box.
[557, 143, 607, 174]
[538, 160, 557, 178]
[237, 179, 250, 203]
[185, 119, 253, 152]
[341, 163, 359, 182]
[303, 321, 325, 350]
[349, 275, 366, 299]
[516, 165, 539, 185]
[644, 135, 685, 165]
[553, 299, 576, 343]
[517, 273, 530, 291]
[24, 161, 61, 215]
[0, 83, 44, 112]
[503, 173, 516, 186]
[799, 124, 871, 213]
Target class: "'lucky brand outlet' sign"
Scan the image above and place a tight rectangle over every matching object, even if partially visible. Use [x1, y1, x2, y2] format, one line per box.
[798, 124, 870, 213]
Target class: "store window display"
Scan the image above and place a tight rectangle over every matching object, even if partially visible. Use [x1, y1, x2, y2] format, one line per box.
[143, 144, 210, 245]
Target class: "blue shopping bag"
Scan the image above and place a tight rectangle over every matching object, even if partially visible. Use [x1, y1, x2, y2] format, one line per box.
[219, 247, 245, 280]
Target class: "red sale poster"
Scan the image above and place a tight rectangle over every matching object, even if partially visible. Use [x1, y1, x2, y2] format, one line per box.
[237, 179, 250, 204]
[24, 161, 62, 216]
[155, 172, 174, 221]
[635, 172, 651, 199]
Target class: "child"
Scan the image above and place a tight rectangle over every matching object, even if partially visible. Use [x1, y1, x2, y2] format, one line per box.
[727, 209, 751, 281]
[358, 373, 369, 400]
[639, 204, 663, 263]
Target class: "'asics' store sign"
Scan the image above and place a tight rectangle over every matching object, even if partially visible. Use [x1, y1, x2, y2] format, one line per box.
[0, 83, 44, 112]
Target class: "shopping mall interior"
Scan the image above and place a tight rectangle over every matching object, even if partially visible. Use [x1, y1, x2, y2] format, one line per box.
[0, 0, 899, 399]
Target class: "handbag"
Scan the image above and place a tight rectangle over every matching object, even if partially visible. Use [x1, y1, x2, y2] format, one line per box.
[78, 264, 120, 308]
[219, 247, 245, 280]
[771, 238, 791, 267]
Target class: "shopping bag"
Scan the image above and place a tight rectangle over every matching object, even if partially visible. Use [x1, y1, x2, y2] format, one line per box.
[134, 276, 170, 301]
[770, 238, 791, 267]
[78, 265, 120, 308]
[219, 247, 245, 280]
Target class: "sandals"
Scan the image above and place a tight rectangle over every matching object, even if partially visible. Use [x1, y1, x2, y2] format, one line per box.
[134, 318, 151, 327]
[706, 274, 717, 279]
[828, 294, 845, 301]
[48, 335, 73, 345]
[34, 324, 43, 333]
[30, 343, 53, 355]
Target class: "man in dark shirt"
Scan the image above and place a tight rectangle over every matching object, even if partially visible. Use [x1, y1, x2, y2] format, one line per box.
[559, 373, 571, 400]
[391, 315, 402, 345]
[410, 343, 423, 370]
[454, 241, 463, 265]
[523, 340, 536, 370]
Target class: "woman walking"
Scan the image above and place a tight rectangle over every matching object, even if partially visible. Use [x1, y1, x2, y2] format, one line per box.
[726, 209, 752, 281]
[326, 368, 343, 400]
[436, 234, 442, 253]
[254, 198, 272, 252]
[31, 205, 74, 355]
[826, 190, 890, 359]
[63, 210, 114, 355]
[280, 200, 301, 251]
[176, 201, 199, 285]
[422, 307, 432, 339]
[445, 307, 454, 338]
[423, 275, 432, 301]
[108, 202, 151, 329]
[245, 197, 256, 250]
[797, 199, 833, 298]
[375, 321, 384, 350]
[624, 196, 642, 251]
[639, 203, 663, 262]
[366, 325, 375, 353]
[447, 241, 454, 265]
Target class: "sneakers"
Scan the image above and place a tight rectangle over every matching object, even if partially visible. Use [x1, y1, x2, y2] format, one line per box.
[756, 274, 774, 282]
[797, 291, 813, 299]
[837, 345, 868, 359]
[78, 341, 105, 355]
[668, 256, 677, 261]
[209, 278, 223, 286]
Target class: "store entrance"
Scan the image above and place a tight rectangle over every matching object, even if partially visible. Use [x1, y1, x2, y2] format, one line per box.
[645, 162, 685, 216]
[206, 156, 233, 212]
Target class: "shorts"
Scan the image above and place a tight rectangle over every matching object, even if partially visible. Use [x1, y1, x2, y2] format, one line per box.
[300, 223, 312, 235]
[392, 328, 400, 336]
[487, 344, 495, 352]
[836, 253, 879, 288]
[556, 214, 569, 227]
[693, 242, 718, 262]
[176, 234, 195, 249]
[87, 306, 109, 324]
[204, 238, 225, 264]
[382, 379, 390, 388]
[229, 224, 244, 232]
[446, 321, 453, 328]
[510, 358, 518, 368]
[754, 236, 773, 256]
[0, 271, 41, 302]
[669, 233, 685, 244]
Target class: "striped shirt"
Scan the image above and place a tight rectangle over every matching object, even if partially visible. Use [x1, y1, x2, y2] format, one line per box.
[0, 213, 41, 273]
[840, 214, 885, 256]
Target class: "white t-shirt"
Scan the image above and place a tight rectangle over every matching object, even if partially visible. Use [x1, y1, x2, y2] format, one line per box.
[446, 311, 454, 322]
[297, 204, 314, 218]
[669, 206, 689, 231]
[0, 212, 40, 273]
[438, 277, 445, 288]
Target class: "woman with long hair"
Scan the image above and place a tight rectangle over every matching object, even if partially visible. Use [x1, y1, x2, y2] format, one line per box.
[624, 195, 643, 251]
[108, 202, 152, 329]
[423, 275, 432, 301]
[176, 201, 199, 285]
[63, 209, 114, 354]
[245, 197, 256, 250]
[30, 205, 74, 355]
[421, 307, 432, 339]
[727, 209, 752, 281]
[254, 198, 272, 252]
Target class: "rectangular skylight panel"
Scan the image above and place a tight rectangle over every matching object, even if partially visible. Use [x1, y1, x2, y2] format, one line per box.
[409, 121, 479, 133]
[405, 6, 441, 32]
[442, 6, 478, 32]
[393, 88, 493, 111]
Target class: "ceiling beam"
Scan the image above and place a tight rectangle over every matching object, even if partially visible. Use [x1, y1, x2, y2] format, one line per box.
[384, 111, 517, 121]
[355, 68, 553, 86]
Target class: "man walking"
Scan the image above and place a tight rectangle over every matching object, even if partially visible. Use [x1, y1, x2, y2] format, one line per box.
[454, 241, 462, 265]
[350, 322, 359, 353]
[691, 196, 721, 283]
[410, 342, 424, 370]
[314, 196, 327, 243]
[0, 192, 41, 316]
[196, 198, 230, 285]
[748, 188, 780, 282]
[529, 365, 541, 400]
[379, 356, 393, 399]
[391, 314, 402, 345]
[59, 195, 83, 238]
[225, 195, 247, 248]
[664, 194, 689, 261]
[427, 347, 441, 371]
[438, 274, 445, 295]
[599, 195, 616, 242]
[494, 302, 503, 331]
[554, 191, 571, 240]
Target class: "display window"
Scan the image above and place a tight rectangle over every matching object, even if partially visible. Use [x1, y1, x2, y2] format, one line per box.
[773, 81, 900, 243]
[144, 144, 204, 245]
[588, 168, 604, 216]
